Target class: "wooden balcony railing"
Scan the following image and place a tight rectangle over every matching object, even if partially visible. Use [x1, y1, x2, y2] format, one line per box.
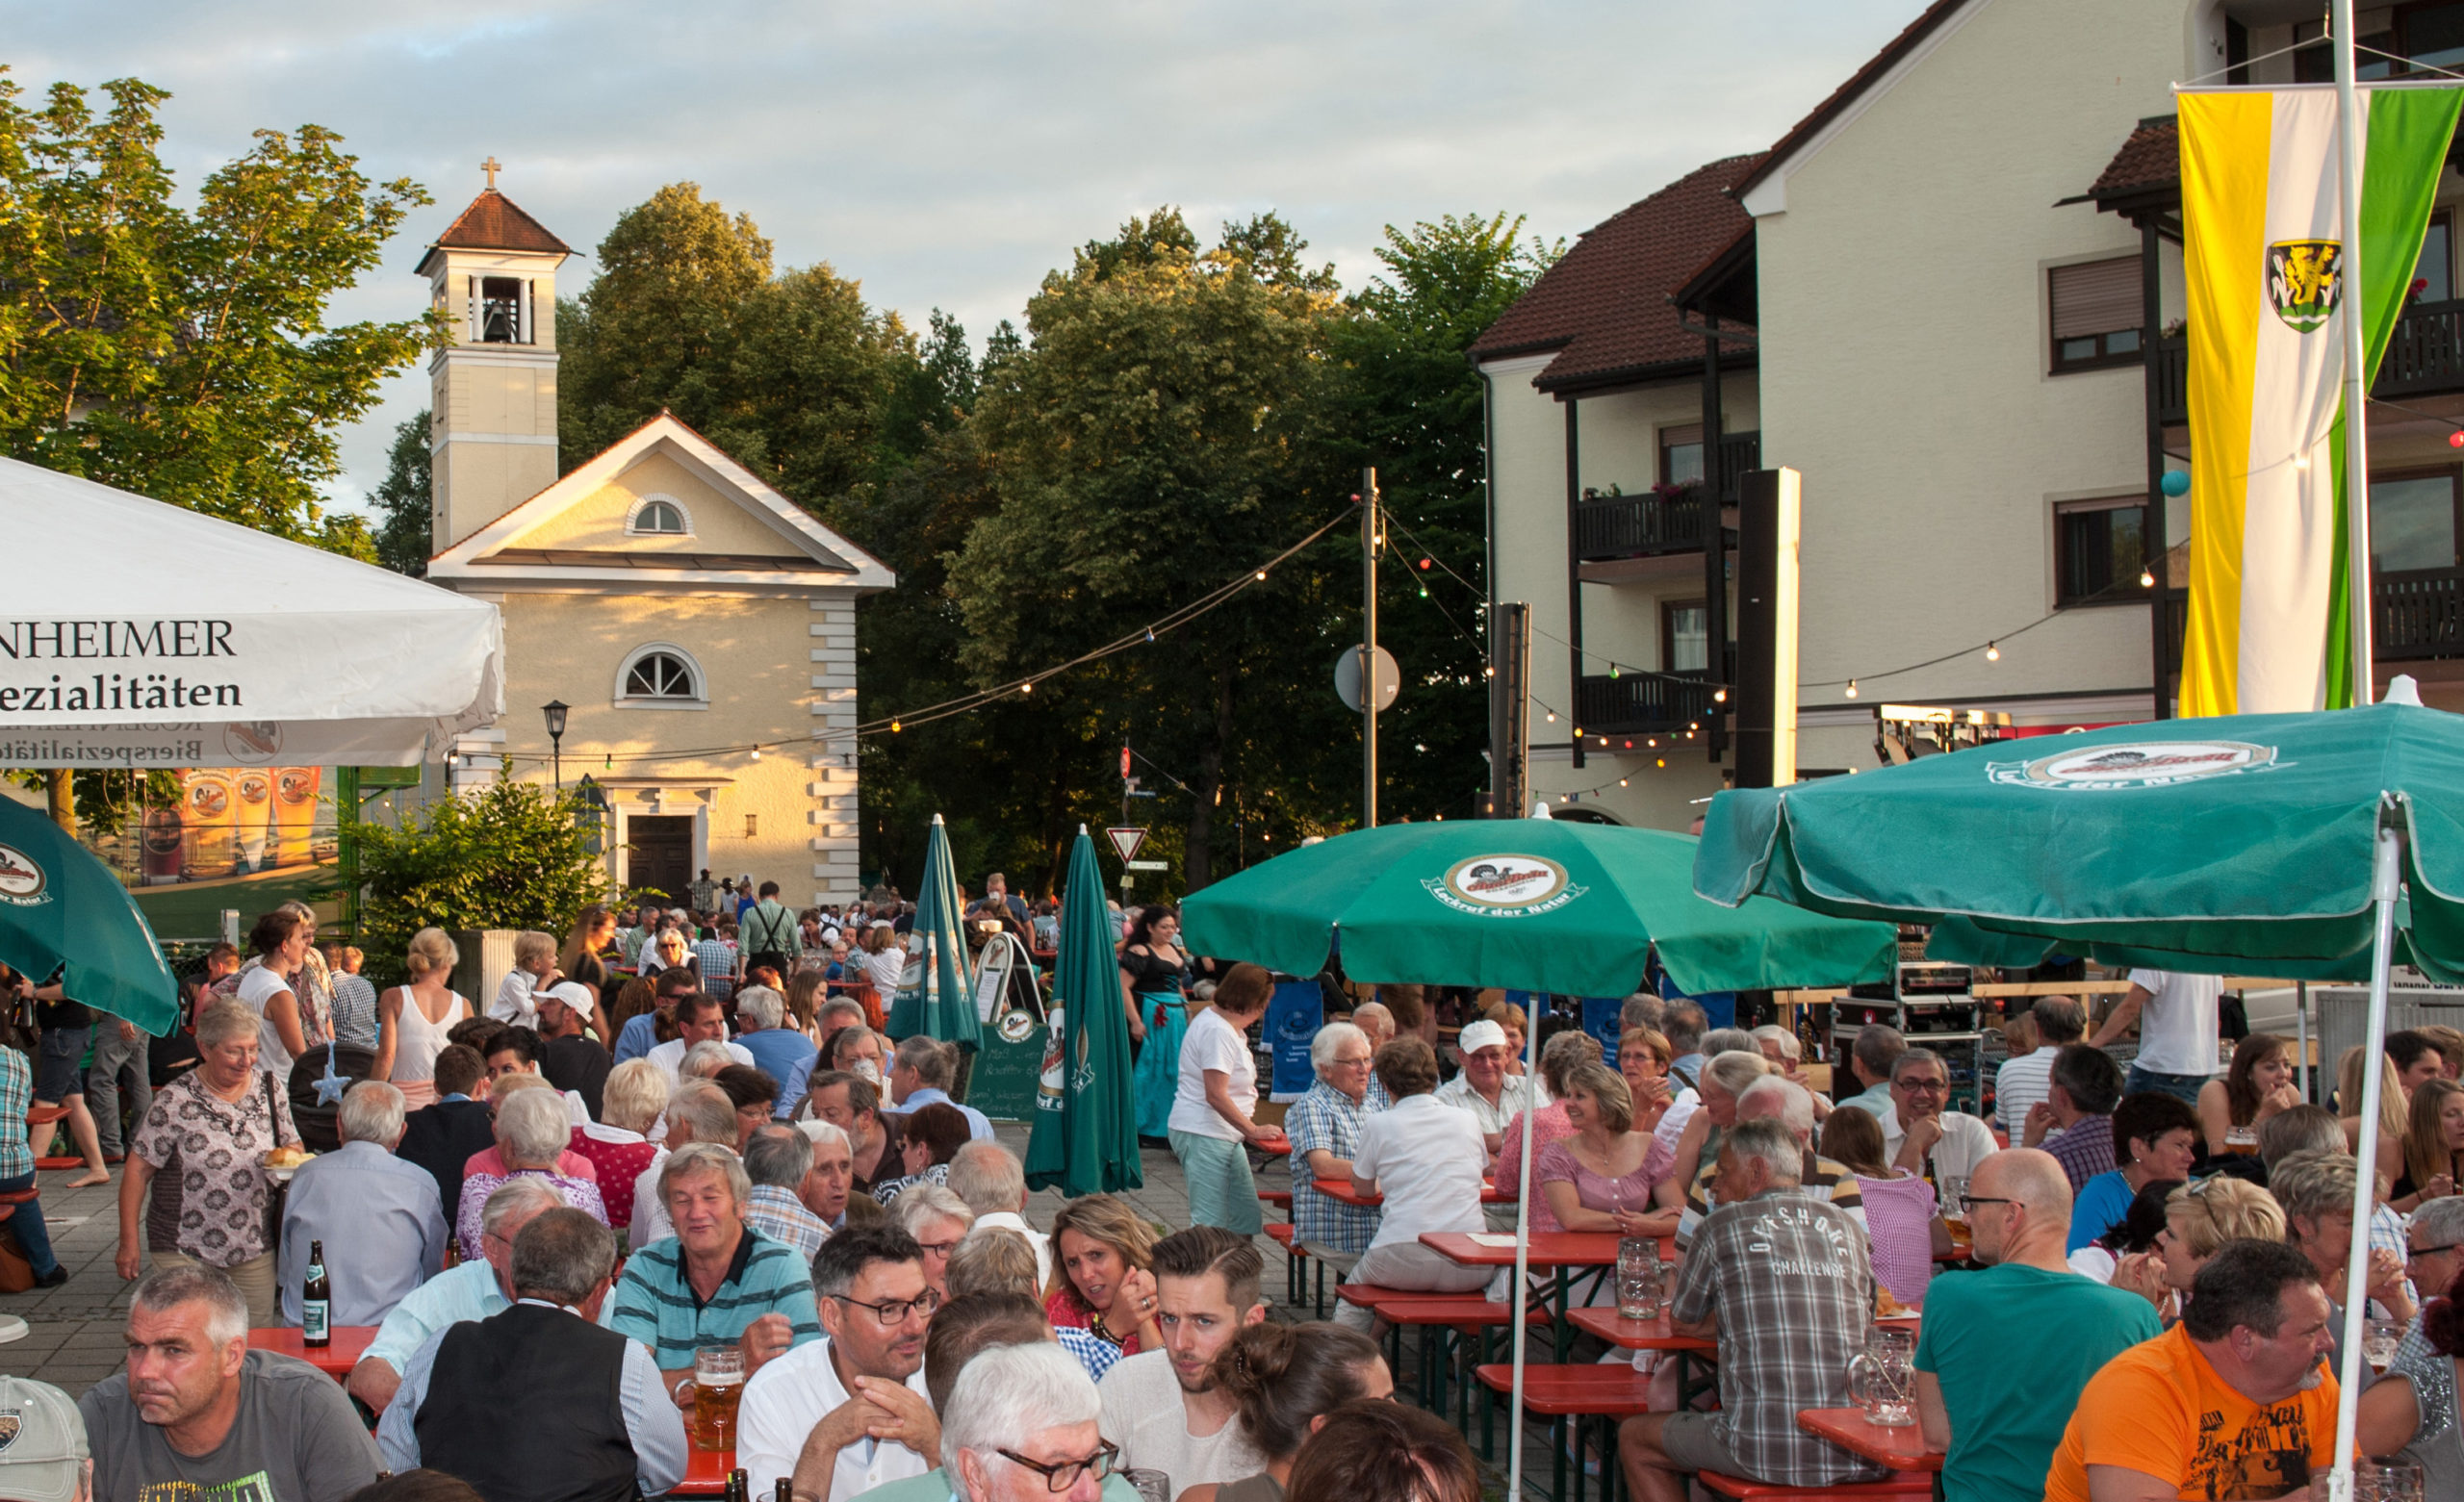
[1573, 671, 1721, 735]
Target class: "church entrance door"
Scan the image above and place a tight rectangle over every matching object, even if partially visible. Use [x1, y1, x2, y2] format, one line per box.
[626, 815, 694, 903]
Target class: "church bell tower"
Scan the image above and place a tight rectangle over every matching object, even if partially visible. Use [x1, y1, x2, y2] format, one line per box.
[415, 159, 574, 553]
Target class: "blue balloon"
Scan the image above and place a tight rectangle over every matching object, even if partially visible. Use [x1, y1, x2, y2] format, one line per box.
[2160, 470, 2191, 497]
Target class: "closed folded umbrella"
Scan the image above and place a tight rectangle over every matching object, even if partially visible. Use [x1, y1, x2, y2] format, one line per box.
[887, 814, 979, 1048]
[1024, 827, 1141, 1195]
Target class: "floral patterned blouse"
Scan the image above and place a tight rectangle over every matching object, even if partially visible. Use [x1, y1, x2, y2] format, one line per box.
[131, 1069, 300, 1267]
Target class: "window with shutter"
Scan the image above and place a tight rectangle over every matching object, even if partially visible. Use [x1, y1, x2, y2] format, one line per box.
[2049, 257, 2145, 373]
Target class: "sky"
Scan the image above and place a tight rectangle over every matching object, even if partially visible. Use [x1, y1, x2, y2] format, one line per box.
[10, 0, 1926, 512]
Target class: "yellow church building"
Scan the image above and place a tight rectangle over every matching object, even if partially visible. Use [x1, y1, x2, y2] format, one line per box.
[415, 169, 891, 904]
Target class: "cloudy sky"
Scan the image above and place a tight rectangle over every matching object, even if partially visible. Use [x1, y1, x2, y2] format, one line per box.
[11, 1, 1923, 510]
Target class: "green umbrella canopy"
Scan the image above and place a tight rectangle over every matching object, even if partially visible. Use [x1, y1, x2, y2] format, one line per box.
[1024, 827, 1142, 1195]
[886, 814, 980, 1046]
[0, 799, 176, 1032]
[1181, 820, 1897, 996]
[1694, 693, 2464, 979]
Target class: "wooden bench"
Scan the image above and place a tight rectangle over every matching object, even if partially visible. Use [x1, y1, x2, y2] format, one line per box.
[1376, 1296, 1532, 1426]
[1476, 1362, 1655, 1502]
[1697, 1471, 1934, 1500]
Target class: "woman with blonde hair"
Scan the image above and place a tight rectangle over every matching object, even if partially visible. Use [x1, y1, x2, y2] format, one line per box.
[2112, 1177, 2286, 1321]
[573, 1057, 669, 1230]
[1538, 1061, 1678, 1237]
[1045, 1191, 1163, 1353]
[2394, 1077, 2464, 1211]
[1498, 1031, 1605, 1229]
[2339, 1044, 2409, 1172]
[375, 929, 470, 1108]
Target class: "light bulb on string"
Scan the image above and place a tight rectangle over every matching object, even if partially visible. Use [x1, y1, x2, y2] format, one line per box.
[1986, 642, 2000, 662]
[1020, 680, 1032, 694]
[890, 720, 903, 733]
[1845, 679, 1860, 699]
[1609, 666, 1620, 678]
[1618, 778, 1630, 787]
[1545, 711, 1556, 724]
[1656, 758, 1665, 768]
[1256, 571, 1268, 580]
[1713, 688, 1728, 703]
[751, 747, 761, 761]
[2451, 430, 2464, 449]
[1145, 628, 1156, 643]
[2140, 568, 2155, 588]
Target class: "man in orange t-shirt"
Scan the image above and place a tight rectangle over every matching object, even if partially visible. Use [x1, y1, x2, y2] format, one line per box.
[2045, 1239, 2338, 1502]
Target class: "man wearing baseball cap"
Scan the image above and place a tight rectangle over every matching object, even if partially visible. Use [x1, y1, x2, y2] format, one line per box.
[0, 1375, 88, 1502]
[536, 981, 611, 1121]
[1433, 1018, 1537, 1160]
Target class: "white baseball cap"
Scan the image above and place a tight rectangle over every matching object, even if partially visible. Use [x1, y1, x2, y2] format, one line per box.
[0, 1375, 88, 1502]
[541, 980, 595, 1020]
[1457, 1020, 1510, 1056]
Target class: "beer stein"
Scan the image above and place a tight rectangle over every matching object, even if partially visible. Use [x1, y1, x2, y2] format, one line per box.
[1847, 1326, 1916, 1427]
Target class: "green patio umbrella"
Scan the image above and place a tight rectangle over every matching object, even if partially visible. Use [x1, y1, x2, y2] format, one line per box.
[1693, 678, 2464, 1480]
[1184, 812, 1895, 1502]
[0, 798, 177, 1033]
[1181, 818, 1899, 996]
[1024, 826, 1142, 1195]
[886, 813, 980, 1050]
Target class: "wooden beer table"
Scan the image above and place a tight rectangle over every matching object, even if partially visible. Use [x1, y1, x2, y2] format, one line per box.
[1421, 1231, 1619, 1360]
[248, 1326, 376, 1381]
[1796, 1408, 1945, 1471]
[1313, 1177, 1516, 1207]
[671, 1446, 734, 1497]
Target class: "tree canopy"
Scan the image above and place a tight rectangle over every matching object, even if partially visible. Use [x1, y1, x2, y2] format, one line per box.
[0, 70, 440, 552]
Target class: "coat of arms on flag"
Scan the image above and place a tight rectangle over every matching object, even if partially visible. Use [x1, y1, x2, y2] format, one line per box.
[2266, 240, 2343, 332]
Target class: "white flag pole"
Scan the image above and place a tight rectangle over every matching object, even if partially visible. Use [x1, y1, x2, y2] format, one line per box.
[2335, 0, 2379, 705]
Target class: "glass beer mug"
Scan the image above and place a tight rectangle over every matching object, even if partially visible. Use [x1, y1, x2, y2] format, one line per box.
[1616, 1236, 1661, 1321]
[1847, 1326, 1916, 1427]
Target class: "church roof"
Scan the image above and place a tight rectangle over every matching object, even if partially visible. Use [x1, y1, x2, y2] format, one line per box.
[414, 190, 573, 274]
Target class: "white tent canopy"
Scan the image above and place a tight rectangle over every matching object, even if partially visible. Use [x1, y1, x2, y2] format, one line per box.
[0, 458, 502, 767]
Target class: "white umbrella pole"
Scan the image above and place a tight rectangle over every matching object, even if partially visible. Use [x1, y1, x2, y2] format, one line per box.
[2330, 816, 2402, 1502]
[1504, 998, 1543, 1502]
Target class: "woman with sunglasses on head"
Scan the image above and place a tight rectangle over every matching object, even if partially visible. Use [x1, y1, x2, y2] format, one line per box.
[2109, 1175, 2285, 1322]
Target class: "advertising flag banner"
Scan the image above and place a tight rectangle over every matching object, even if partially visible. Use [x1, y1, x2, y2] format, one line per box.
[2177, 86, 2462, 716]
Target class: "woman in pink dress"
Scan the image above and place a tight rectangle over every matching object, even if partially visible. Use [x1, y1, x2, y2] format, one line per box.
[1498, 1031, 1604, 1231]
[1534, 1061, 1681, 1239]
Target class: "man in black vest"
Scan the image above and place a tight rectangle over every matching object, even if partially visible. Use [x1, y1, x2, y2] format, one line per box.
[376, 1208, 687, 1502]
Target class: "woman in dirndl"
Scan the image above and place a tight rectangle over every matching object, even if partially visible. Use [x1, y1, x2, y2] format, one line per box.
[1120, 905, 1190, 1140]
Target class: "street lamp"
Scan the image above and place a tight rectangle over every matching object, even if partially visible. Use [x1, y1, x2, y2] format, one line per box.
[543, 700, 570, 791]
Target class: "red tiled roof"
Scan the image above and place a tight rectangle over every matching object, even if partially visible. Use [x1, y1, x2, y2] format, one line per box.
[2087, 116, 2180, 202]
[1469, 155, 1761, 391]
[414, 190, 572, 272]
[1732, 0, 1976, 203]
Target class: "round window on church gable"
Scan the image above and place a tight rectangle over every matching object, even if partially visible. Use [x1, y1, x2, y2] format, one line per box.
[628, 496, 691, 536]
[615, 645, 706, 709]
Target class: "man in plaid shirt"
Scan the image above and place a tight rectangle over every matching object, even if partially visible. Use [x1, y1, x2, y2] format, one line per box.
[1284, 1023, 1380, 1258]
[1620, 1117, 1883, 1500]
[2027, 1045, 2123, 1191]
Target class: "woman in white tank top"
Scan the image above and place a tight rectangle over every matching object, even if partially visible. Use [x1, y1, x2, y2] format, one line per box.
[375, 928, 471, 1108]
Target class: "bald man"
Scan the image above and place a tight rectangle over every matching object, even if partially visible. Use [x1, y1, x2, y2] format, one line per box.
[1912, 1151, 2161, 1502]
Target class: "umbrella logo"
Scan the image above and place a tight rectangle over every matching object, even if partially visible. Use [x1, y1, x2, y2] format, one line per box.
[1989, 739, 2279, 791]
[1427, 854, 1586, 917]
[0, 844, 44, 904]
[223, 722, 282, 765]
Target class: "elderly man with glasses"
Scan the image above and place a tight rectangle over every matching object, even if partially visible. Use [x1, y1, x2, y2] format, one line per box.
[739, 1226, 940, 1502]
[1881, 1048, 1999, 1189]
[2405, 1196, 2464, 1316]
[1285, 1022, 1380, 1270]
[943, 1340, 1118, 1502]
[1912, 1150, 2160, 1502]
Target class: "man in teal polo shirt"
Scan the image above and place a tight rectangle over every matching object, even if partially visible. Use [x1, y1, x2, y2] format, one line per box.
[607, 1141, 822, 1401]
[1914, 1148, 2161, 1502]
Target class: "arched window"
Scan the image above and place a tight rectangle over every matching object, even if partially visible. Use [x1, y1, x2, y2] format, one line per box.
[614, 644, 707, 709]
[628, 496, 691, 536]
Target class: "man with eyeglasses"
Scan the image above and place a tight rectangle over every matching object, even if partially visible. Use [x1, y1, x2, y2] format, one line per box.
[1285, 1022, 1381, 1266]
[1912, 1150, 2160, 1502]
[1880, 1049, 1998, 1189]
[2405, 1196, 2464, 1314]
[943, 1340, 1116, 1502]
[739, 1226, 939, 1502]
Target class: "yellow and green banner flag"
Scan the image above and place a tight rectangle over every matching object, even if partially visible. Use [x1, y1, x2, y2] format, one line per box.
[2178, 86, 2463, 716]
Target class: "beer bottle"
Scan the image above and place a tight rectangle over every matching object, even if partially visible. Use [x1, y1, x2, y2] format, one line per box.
[725, 1469, 749, 1502]
[302, 1239, 331, 1347]
[775, 1480, 792, 1502]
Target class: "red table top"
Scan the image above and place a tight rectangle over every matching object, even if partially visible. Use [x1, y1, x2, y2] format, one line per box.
[1565, 1306, 1715, 1352]
[673, 1447, 734, 1496]
[247, 1326, 375, 1380]
[1419, 1231, 1622, 1267]
[1251, 1138, 1292, 1156]
[1313, 1177, 1514, 1207]
[1796, 1408, 1943, 1471]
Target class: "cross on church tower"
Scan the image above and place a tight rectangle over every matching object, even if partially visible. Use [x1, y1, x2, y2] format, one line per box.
[481, 156, 500, 191]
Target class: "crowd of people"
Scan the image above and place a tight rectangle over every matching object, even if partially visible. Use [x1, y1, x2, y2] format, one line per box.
[6, 884, 2464, 1502]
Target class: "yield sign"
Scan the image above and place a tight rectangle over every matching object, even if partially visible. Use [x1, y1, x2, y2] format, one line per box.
[1106, 827, 1148, 863]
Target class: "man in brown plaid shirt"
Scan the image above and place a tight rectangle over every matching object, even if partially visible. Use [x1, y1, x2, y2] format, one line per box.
[1619, 1117, 1886, 1500]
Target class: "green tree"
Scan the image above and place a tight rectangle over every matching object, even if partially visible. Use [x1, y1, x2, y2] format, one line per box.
[350, 783, 612, 985]
[0, 70, 442, 549]
[367, 410, 430, 574]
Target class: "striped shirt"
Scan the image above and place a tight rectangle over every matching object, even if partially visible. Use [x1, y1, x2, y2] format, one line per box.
[605, 1227, 823, 1370]
[0, 1046, 29, 1179]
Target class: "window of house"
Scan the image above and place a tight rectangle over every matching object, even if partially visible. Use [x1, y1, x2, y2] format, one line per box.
[1663, 600, 1708, 673]
[477, 276, 525, 344]
[619, 648, 704, 704]
[1659, 425, 1705, 489]
[2049, 258, 2143, 373]
[2402, 2, 2464, 71]
[2417, 213, 2453, 303]
[630, 498, 688, 535]
[2294, 19, 2399, 79]
[2053, 497, 2148, 605]
[2371, 470, 2461, 572]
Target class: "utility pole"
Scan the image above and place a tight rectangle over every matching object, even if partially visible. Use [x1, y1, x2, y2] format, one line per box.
[1362, 468, 1380, 829]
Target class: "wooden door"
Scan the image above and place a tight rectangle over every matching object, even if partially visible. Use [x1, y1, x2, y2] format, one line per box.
[626, 816, 694, 903]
